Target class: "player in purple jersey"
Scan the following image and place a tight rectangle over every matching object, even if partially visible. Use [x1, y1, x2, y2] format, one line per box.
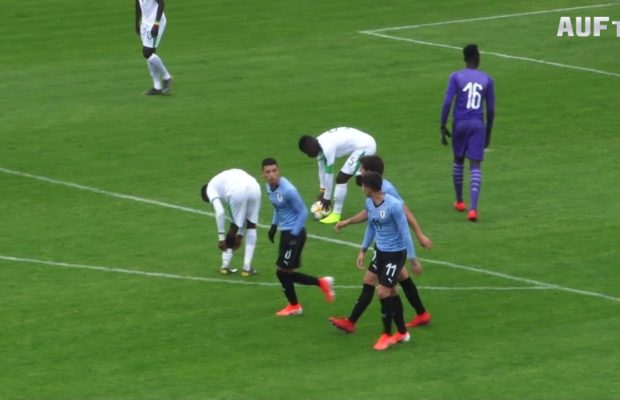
[440, 44, 495, 222]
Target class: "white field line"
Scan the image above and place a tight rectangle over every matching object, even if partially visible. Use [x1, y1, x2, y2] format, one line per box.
[358, 32, 620, 79]
[362, 3, 618, 33]
[0, 255, 550, 292]
[2, 166, 620, 303]
[358, 3, 620, 79]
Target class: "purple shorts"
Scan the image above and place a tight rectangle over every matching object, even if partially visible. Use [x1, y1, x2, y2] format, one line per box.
[452, 119, 485, 161]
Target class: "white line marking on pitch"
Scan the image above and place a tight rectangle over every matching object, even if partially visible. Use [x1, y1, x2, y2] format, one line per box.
[2, 166, 620, 303]
[362, 3, 617, 33]
[0, 255, 551, 292]
[358, 3, 620, 79]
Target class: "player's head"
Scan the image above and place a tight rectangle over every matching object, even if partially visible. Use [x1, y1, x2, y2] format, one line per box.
[200, 183, 210, 203]
[356, 155, 385, 186]
[261, 157, 280, 186]
[463, 44, 480, 68]
[298, 135, 321, 158]
[361, 171, 383, 196]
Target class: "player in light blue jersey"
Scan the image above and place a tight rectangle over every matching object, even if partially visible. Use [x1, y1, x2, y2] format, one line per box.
[355, 172, 416, 350]
[261, 158, 335, 316]
[330, 155, 430, 334]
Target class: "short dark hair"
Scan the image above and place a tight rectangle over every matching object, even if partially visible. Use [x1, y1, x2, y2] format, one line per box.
[298, 135, 315, 151]
[200, 183, 210, 203]
[261, 158, 278, 168]
[361, 171, 382, 192]
[360, 155, 384, 175]
[463, 44, 479, 61]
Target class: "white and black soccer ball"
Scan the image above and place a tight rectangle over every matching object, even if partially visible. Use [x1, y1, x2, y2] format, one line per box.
[310, 201, 331, 220]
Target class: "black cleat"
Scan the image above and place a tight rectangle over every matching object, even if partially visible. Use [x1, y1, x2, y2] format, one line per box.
[144, 87, 163, 96]
[162, 76, 173, 94]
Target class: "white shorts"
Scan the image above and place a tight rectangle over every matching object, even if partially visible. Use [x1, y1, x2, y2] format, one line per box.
[140, 17, 167, 48]
[340, 143, 377, 176]
[228, 180, 261, 229]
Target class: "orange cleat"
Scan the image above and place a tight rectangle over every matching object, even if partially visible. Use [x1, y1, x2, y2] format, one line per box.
[392, 331, 411, 344]
[454, 201, 467, 212]
[275, 303, 303, 316]
[329, 317, 356, 333]
[467, 210, 478, 222]
[318, 276, 335, 302]
[406, 311, 431, 328]
[373, 333, 396, 351]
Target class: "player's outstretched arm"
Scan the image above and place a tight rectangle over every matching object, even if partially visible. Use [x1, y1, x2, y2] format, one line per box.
[403, 204, 432, 250]
[335, 209, 368, 232]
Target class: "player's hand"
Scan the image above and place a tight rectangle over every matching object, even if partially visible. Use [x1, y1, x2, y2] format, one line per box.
[150, 23, 159, 37]
[233, 235, 243, 251]
[440, 126, 451, 146]
[217, 240, 227, 251]
[356, 251, 366, 270]
[418, 234, 433, 250]
[411, 259, 423, 276]
[316, 191, 325, 201]
[320, 198, 332, 211]
[335, 219, 349, 233]
[268, 224, 277, 243]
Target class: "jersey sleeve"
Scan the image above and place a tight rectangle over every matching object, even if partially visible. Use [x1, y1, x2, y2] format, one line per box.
[361, 217, 376, 252]
[485, 77, 495, 130]
[206, 181, 220, 202]
[440, 73, 457, 126]
[394, 201, 416, 259]
[287, 188, 308, 236]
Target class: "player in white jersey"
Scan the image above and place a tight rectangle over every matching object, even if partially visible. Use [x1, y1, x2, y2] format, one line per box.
[298, 127, 376, 224]
[135, 0, 173, 95]
[200, 169, 261, 276]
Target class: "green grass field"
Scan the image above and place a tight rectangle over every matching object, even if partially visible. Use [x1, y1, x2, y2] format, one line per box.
[2, 0, 619, 399]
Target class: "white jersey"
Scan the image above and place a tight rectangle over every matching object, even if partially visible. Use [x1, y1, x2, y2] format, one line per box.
[139, 0, 165, 24]
[206, 169, 261, 229]
[206, 169, 257, 203]
[317, 127, 375, 167]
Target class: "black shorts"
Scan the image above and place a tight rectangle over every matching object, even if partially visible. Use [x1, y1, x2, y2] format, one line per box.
[373, 249, 407, 288]
[276, 229, 307, 270]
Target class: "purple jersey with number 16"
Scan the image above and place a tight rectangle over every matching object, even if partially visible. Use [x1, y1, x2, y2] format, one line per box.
[441, 68, 495, 161]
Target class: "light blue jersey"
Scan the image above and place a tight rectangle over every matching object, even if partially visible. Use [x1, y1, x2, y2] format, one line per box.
[266, 177, 307, 236]
[361, 193, 415, 259]
[382, 178, 404, 204]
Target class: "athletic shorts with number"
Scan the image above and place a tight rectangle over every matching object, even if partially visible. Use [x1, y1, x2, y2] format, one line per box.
[228, 180, 261, 229]
[452, 119, 485, 161]
[372, 249, 407, 288]
[277, 229, 307, 269]
[341, 143, 377, 176]
[140, 16, 167, 48]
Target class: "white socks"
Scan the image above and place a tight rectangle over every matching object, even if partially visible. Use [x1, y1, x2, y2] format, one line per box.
[147, 54, 171, 89]
[221, 249, 233, 269]
[333, 183, 348, 214]
[243, 229, 257, 271]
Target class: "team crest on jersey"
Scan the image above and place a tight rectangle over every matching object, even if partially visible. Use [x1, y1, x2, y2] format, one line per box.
[380, 210, 386, 219]
[277, 193, 284, 202]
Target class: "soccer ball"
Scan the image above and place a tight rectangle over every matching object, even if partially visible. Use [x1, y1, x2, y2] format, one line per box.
[310, 201, 331, 220]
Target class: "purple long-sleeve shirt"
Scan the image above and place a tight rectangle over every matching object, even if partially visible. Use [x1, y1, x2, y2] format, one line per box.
[441, 68, 495, 128]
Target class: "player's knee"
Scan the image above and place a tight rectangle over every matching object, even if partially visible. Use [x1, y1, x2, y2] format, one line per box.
[454, 156, 465, 164]
[246, 221, 256, 230]
[377, 285, 391, 299]
[363, 272, 377, 285]
[335, 172, 352, 184]
[142, 47, 155, 59]
[398, 268, 409, 281]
